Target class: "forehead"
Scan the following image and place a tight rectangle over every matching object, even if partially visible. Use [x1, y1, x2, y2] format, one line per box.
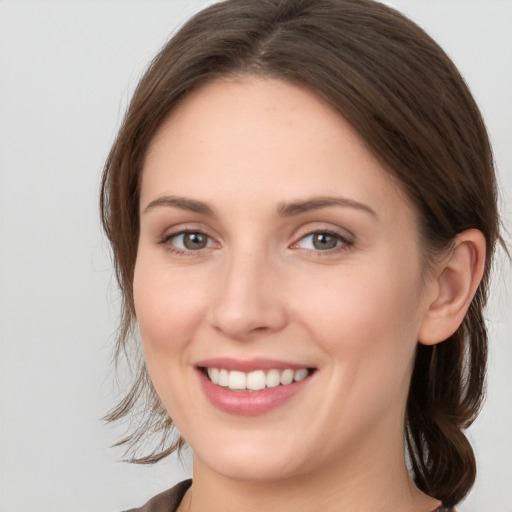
[141, 76, 413, 223]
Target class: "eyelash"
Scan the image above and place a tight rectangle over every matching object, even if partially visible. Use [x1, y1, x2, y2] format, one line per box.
[159, 229, 354, 256]
[291, 230, 354, 255]
[159, 230, 217, 256]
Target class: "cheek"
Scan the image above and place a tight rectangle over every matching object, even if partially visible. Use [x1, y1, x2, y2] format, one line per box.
[132, 254, 211, 420]
[293, 258, 424, 382]
[133, 255, 205, 359]
[295, 266, 424, 443]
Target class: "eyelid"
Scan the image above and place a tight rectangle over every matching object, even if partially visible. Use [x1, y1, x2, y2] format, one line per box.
[290, 227, 354, 254]
[158, 221, 217, 242]
[156, 222, 354, 256]
[159, 226, 220, 255]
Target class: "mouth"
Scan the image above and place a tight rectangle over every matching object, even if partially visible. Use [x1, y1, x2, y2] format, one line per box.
[196, 359, 317, 415]
[201, 367, 314, 391]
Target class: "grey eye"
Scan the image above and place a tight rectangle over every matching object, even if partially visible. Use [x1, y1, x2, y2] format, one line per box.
[311, 233, 338, 250]
[297, 232, 342, 251]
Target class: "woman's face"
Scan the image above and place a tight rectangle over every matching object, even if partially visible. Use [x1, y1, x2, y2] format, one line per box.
[134, 77, 436, 482]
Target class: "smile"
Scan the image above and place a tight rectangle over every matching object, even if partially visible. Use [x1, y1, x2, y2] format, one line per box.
[197, 359, 316, 416]
[205, 368, 311, 391]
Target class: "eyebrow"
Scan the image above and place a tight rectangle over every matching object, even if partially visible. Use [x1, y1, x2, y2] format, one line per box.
[276, 196, 377, 218]
[143, 194, 377, 219]
[143, 195, 216, 216]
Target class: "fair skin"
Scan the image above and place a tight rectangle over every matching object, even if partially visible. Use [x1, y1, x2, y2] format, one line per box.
[134, 77, 486, 512]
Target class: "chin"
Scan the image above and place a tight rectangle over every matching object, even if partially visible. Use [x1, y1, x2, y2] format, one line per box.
[203, 456, 301, 483]
[191, 431, 309, 482]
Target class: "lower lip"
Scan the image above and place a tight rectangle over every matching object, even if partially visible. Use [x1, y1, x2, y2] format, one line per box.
[198, 370, 312, 416]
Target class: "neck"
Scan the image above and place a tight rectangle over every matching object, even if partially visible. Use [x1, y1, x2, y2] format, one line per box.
[184, 433, 440, 512]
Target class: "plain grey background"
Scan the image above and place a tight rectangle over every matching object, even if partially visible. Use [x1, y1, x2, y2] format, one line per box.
[0, 1, 510, 511]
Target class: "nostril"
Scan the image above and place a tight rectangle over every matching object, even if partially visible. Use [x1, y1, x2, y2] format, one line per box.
[249, 326, 270, 333]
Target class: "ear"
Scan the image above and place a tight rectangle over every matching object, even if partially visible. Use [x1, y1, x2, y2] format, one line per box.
[418, 229, 487, 346]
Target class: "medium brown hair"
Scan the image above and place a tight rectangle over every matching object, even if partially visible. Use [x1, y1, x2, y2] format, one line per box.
[100, 0, 502, 506]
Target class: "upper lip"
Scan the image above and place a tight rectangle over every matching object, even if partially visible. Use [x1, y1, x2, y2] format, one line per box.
[195, 357, 314, 373]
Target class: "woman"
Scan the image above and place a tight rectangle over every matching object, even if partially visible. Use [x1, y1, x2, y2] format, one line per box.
[100, 1, 503, 510]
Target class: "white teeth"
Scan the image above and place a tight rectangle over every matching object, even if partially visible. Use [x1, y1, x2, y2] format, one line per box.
[207, 368, 219, 385]
[266, 369, 281, 388]
[218, 369, 229, 387]
[247, 370, 266, 391]
[228, 370, 247, 390]
[294, 368, 309, 382]
[206, 367, 311, 390]
[280, 369, 294, 385]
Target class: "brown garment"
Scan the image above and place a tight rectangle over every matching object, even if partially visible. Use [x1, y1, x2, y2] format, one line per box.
[122, 479, 453, 512]
[123, 479, 192, 512]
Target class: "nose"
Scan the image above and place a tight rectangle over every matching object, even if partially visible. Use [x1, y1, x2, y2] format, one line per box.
[208, 249, 288, 341]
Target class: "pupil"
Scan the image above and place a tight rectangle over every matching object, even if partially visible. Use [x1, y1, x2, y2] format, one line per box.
[313, 233, 337, 250]
[184, 232, 207, 250]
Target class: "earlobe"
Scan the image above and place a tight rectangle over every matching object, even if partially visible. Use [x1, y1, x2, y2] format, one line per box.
[418, 229, 486, 346]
